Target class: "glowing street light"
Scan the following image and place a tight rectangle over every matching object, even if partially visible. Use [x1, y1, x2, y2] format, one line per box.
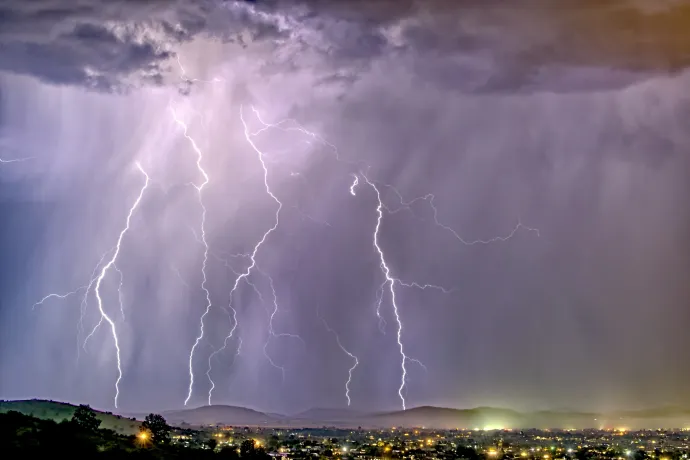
[136, 430, 151, 447]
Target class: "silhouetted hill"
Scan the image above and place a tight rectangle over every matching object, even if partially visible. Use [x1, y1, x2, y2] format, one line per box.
[0, 410, 214, 458]
[163, 405, 277, 426]
[291, 407, 364, 421]
[0, 399, 141, 434]
[4, 399, 690, 429]
[354, 406, 690, 430]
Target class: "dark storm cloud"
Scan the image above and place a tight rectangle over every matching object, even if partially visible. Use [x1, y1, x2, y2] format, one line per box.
[0, 0, 286, 90]
[4, 0, 690, 92]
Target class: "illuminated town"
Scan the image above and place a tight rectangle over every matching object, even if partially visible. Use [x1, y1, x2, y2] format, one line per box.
[172, 426, 690, 460]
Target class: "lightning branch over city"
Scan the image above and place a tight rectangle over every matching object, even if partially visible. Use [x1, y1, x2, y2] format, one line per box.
[202, 105, 305, 405]
[32, 164, 150, 408]
[169, 106, 214, 407]
[238, 108, 539, 410]
[319, 306, 359, 407]
[27, 60, 538, 412]
[90, 164, 150, 408]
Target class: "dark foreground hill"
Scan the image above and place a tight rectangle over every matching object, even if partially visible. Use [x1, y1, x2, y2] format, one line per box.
[0, 410, 255, 459]
[0, 399, 141, 434]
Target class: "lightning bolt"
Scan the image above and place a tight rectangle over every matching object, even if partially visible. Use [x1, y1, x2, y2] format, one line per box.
[33, 245, 115, 372]
[374, 282, 387, 333]
[210, 106, 304, 399]
[32, 286, 88, 310]
[176, 55, 225, 85]
[169, 107, 213, 407]
[263, 274, 305, 384]
[205, 252, 258, 405]
[380, 185, 540, 244]
[86, 163, 150, 408]
[0, 156, 34, 163]
[359, 173, 417, 410]
[319, 309, 359, 407]
[349, 174, 359, 196]
[77, 249, 115, 360]
[206, 302, 239, 405]
[174, 60, 301, 404]
[203, 105, 302, 405]
[398, 281, 455, 293]
[81, 256, 111, 351]
[168, 59, 537, 409]
[114, 264, 125, 321]
[242, 109, 538, 410]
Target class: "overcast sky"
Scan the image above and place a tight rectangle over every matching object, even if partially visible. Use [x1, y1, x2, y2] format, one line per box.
[1, 0, 689, 415]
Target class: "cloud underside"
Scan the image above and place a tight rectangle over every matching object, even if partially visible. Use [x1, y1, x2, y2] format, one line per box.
[1, 0, 690, 92]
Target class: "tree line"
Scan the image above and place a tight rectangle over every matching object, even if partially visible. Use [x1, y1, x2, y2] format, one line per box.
[2, 404, 270, 459]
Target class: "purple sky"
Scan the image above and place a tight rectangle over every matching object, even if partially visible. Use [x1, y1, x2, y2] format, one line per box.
[1, 0, 689, 415]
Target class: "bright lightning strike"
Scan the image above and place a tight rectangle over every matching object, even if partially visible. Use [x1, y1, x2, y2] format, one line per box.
[244, 112, 535, 411]
[204, 105, 298, 405]
[174, 61, 300, 405]
[349, 174, 359, 196]
[78, 249, 114, 361]
[169, 107, 213, 407]
[91, 163, 149, 408]
[361, 173, 416, 410]
[204, 253, 253, 405]
[33, 249, 116, 368]
[321, 315, 359, 406]
[205, 302, 238, 405]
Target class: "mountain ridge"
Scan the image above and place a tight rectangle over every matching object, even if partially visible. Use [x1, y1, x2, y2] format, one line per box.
[4, 399, 690, 430]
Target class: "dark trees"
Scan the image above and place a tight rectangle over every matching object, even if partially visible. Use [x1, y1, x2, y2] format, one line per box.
[219, 446, 241, 459]
[72, 404, 101, 431]
[141, 413, 171, 445]
[240, 439, 270, 460]
[206, 438, 218, 451]
[240, 439, 257, 458]
[456, 445, 480, 460]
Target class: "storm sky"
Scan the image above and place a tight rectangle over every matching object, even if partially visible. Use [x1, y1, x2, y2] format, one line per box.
[1, 0, 690, 415]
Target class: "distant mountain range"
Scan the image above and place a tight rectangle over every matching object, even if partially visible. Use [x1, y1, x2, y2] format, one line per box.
[4, 399, 690, 430]
[163, 405, 275, 426]
[156, 404, 690, 430]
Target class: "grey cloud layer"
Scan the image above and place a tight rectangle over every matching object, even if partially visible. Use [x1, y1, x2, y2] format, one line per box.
[0, 0, 284, 90]
[3, 0, 690, 92]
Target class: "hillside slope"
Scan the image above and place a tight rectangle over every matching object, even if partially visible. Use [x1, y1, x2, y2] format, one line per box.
[164, 404, 278, 426]
[0, 399, 141, 435]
